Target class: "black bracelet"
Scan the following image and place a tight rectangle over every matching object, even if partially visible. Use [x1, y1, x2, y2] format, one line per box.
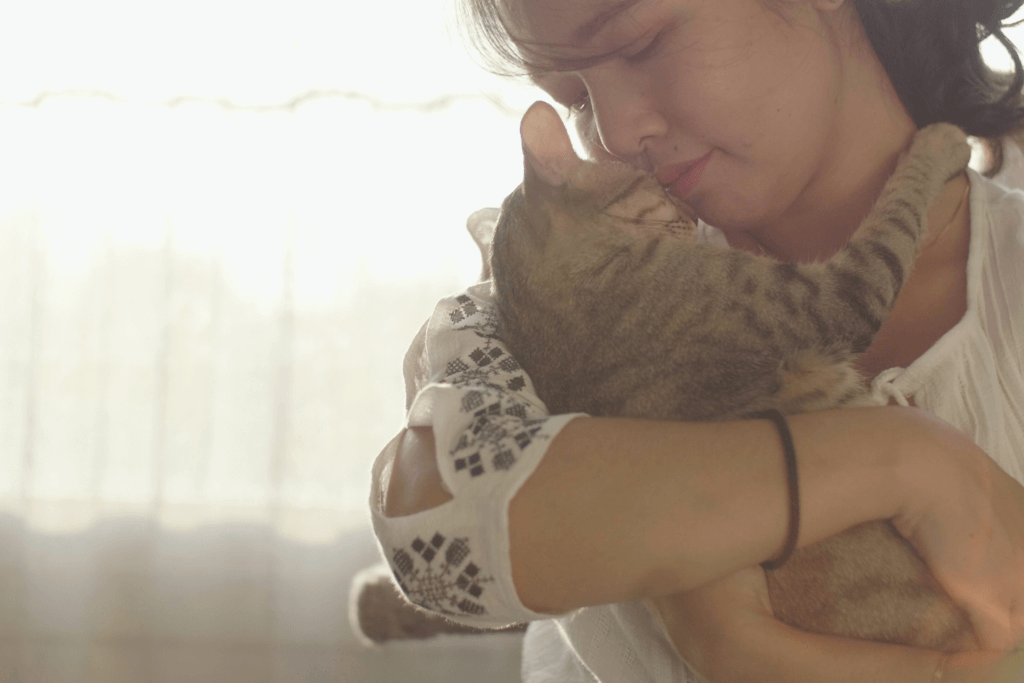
[750, 409, 800, 571]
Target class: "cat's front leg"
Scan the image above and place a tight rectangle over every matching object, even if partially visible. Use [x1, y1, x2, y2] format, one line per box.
[756, 124, 972, 365]
[825, 124, 971, 338]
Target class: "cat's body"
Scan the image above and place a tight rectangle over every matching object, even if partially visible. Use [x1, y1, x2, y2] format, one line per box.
[490, 102, 976, 651]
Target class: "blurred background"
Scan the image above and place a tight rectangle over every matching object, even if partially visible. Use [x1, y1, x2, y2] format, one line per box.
[0, 1, 1021, 682]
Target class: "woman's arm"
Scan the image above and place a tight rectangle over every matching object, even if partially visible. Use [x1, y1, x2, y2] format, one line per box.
[505, 408, 912, 614]
[386, 405, 1020, 621]
[384, 426, 452, 517]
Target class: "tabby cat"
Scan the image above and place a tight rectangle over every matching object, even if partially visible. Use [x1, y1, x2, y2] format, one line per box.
[489, 101, 976, 652]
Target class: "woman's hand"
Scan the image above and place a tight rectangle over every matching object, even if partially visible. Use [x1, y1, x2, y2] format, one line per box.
[647, 568, 1013, 683]
[890, 410, 1024, 651]
[643, 407, 1024, 683]
[646, 567, 776, 682]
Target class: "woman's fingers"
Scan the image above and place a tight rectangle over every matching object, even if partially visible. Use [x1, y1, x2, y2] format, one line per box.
[971, 467, 1024, 649]
[893, 417, 1024, 651]
[956, 465, 1024, 650]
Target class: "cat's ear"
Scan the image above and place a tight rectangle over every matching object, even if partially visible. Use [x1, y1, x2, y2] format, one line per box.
[520, 101, 581, 188]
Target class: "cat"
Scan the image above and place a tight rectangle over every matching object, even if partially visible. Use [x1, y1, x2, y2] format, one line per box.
[489, 101, 977, 652]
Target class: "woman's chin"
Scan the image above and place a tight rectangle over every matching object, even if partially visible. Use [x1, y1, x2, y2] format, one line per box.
[688, 194, 767, 234]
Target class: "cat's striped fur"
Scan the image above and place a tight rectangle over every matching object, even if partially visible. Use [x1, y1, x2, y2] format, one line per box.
[490, 102, 976, 652]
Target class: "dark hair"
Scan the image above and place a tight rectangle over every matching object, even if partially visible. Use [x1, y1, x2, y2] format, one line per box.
[456, 0, 1024, 174]
[853, 0, 1024, 173]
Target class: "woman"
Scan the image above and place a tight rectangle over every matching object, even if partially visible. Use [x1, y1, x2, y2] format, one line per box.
[372, 0, 1024, 680]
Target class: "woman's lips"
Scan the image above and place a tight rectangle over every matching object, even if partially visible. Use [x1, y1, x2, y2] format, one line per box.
[656, 151, 713, 198]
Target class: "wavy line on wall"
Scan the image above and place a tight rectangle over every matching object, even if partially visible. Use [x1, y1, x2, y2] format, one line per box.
[0, 88, 523, 116]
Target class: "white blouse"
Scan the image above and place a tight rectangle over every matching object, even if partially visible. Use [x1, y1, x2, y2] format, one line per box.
[369, 167, 1024, 683]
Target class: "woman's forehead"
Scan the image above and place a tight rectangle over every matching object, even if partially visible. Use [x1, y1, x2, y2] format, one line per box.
[507, 0, 656, 45]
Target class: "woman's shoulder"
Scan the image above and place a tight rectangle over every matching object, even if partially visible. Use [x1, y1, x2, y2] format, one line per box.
[965, 168, 1024, 353]
[971, 165, 1024, 260]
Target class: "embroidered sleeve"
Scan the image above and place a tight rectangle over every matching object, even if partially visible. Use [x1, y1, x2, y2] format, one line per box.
[370, 281, 584, 628]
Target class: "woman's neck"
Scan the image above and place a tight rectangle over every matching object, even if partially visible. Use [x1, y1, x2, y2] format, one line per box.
[852, 171, 971, 381]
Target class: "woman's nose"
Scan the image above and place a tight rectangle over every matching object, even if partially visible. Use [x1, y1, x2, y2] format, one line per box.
[585, 67, 667, 169]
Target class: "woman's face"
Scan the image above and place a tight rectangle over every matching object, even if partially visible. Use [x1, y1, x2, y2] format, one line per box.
[513, 0, 875, 235]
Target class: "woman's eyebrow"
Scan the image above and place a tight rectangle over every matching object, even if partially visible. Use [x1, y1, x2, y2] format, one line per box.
[572, 0, 646, 44]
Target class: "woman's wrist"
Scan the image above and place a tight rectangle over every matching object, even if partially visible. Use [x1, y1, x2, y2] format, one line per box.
[782, 407, 912, 551]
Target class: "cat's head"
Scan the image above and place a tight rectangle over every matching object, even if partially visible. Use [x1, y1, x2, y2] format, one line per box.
[495, 102, 698, 267]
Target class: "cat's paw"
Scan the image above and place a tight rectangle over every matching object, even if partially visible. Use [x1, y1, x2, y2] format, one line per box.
[909, 123, 972, 183]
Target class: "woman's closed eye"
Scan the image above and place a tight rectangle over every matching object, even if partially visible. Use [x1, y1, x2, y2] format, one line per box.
[569, 92, 592, 117]
[566, 31, 667, 117]
[624, 30, 664, 64]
